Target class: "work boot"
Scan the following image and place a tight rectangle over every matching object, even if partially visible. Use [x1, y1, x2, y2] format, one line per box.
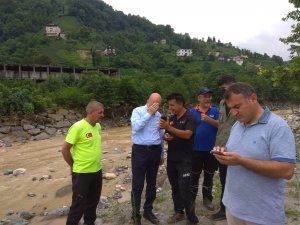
[167, 212, 185, 224]
[209, 209, 226, 221]
[203, 197, 214, 211]
[131, 215, 141, 225]
[186, 214, 199, 225]
[143, 211, 159, 224]
[186, 220, 199, 225]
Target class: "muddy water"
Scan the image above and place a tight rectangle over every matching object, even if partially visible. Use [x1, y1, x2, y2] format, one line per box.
[0, 126, 133, 224]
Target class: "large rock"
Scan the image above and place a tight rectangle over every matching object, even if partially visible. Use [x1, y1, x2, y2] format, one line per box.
[28, 128, 41, 136]
[54, 121, 71, 128]
[13, 130, 30, 139]
[0, 126, 11, 134]
[42, 206, 70, 221]
[10, 126, 23, 132]
[66, 114, 77, 121]
[19, 211, 35, 220]
[57, 108, 69, 116]
[45, 127, 57, 135]
[103, 172, 117, 180]
[33, 132, 50, 141]
[55, 184, 72, 197]
[23, 124, 35, 131]
[29, 115, 53, 125]
[13, 168, 26, 176]
[48, 114, 64, 121]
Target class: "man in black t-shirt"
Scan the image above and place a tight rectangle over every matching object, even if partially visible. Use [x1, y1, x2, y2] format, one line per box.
[160, 93, 199, 225]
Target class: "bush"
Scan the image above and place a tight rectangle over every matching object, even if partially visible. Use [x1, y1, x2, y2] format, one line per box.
[23, 102, 34, 114]
[53, 86, 91, 108]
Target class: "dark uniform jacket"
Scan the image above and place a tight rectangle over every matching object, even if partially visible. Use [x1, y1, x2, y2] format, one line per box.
[215, 99, 236, 146]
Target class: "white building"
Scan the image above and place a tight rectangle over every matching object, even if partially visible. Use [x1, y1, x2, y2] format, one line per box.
[45, 24, 61, 37]
[103, 48, 116, 56]
[176, 49, 193, 57]
[208, 51, 223, 57]
[232, 56, 244, 66]
[160, 39, 167, 45]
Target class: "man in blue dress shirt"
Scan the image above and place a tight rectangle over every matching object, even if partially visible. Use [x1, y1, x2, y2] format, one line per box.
[131, 93, 164, 225]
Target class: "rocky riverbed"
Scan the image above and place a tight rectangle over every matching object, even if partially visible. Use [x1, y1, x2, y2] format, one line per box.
[0, 109, 299, 225]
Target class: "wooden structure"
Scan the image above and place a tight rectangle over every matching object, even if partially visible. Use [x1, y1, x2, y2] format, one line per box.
[0, 64, 120, 81]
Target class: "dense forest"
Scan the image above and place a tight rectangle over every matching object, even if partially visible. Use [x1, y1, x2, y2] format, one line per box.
[0, 0, 299, 116]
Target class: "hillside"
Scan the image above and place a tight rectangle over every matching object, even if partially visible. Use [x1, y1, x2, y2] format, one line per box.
[0, 0, 283, 74]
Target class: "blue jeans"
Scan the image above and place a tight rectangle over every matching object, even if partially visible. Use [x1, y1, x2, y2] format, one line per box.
[131, 144, 161, 218]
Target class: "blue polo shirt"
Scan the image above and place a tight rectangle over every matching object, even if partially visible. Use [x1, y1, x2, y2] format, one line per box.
[190, 106, 219, 151]
[223, 107, 296, 225]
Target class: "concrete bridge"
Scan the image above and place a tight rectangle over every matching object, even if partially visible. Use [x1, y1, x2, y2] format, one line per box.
[0, 64, 120, 81]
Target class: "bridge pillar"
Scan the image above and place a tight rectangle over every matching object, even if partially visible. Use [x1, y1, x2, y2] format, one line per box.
[19, 65, 22, 78]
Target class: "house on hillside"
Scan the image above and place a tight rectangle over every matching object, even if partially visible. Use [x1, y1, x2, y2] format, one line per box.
[240, 54, 248, 59]
[217, 56, 225, 62]
[231, 55, 249, 66]
[231, 56, 244, 66]
[160, 39, 167, 45]
[45, 24, 66, 39]
[208, 50, 223, 57]
[176, 49, 193, 57]
[254, 64, 263, 70]
[102, 47, 116, 56]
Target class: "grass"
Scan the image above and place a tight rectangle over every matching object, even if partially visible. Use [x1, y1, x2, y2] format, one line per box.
[285, 207, 300, 217]
[97, 198, 128, 223]
[155, 192, 167, 204]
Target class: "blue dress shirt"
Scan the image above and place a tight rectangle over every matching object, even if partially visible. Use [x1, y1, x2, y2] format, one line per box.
[131, 105, 164, 158]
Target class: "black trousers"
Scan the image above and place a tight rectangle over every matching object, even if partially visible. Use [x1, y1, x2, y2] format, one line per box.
[167, 160, 196, 221]
[131, 144, 161, 218]
[190, 151, 218, 201]
[218, 162, 227, 210]
[66, 170, 102, 225]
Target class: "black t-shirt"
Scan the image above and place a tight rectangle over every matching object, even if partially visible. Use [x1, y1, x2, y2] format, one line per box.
[167, 111, 197, 162]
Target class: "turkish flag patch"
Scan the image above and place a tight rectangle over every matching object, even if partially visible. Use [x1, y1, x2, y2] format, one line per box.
[86, 132, 93, 138]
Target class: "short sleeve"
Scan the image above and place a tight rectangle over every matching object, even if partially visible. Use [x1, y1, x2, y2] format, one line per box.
[270, 124, 296, 163]
[186, 114, 197, 134]
[66, 124, 79, 145]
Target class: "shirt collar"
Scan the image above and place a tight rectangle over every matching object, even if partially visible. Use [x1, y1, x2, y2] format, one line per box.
[258, 107, 271, 124]
[240, 106, 271, 127]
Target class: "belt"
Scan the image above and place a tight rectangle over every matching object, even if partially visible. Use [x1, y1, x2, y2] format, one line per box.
[133, 144, 161, 150]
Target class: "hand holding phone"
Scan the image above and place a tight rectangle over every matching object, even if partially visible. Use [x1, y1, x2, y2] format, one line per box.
[161, 116, 168, 121]
[210, 149, 225, 155]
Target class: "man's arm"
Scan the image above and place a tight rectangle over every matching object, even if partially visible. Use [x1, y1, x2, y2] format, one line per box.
[201, 114, 219, 128]
[214, 151, 295, 180]
[131, 103, 159, 132]
[62, 142, 73, 168]
[165, 125, 193, 139]
[160, 113, 195, 139]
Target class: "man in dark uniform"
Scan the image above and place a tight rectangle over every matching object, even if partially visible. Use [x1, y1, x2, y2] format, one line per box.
[210, 75, 236, 221]
[160, 93, 199, 225]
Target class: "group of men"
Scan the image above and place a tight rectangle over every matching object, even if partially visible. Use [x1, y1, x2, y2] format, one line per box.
[62, 75, 296, 225]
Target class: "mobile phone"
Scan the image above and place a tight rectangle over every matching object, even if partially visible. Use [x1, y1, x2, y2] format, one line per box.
[210, 150, 225, 155]
[161, 116, 168, 121]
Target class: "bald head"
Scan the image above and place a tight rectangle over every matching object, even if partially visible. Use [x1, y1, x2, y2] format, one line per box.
[86, 101, 104, 114]
[147, 93, 162, 107]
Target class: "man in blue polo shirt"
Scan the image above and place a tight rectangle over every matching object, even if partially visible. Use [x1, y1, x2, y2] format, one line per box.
[213, 82, 296, 225]
[190, 87, 219, 211]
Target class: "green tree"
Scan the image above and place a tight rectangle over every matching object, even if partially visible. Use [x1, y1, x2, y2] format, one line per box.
[259, 0, 300, 101]
[280, 0, 300, 55]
